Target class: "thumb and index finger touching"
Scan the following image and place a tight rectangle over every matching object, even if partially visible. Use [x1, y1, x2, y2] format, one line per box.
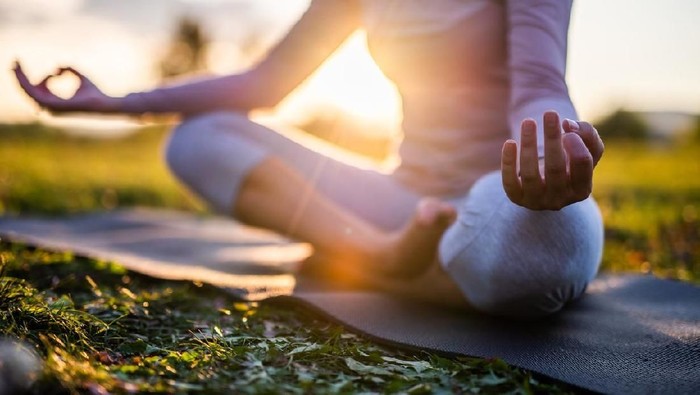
[56, 66, 92, 84]
[13, 60, 90, 90]
[12, 60, 97, 112]
[562, 118, 604, 166]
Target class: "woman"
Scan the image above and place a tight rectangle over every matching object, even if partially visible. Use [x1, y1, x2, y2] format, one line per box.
[14, 0, 604, 317]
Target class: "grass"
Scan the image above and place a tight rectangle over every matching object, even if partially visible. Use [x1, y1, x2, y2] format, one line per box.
[594, 140, 700, 281]
[0, 243, 563, 394]
[1, 121, 698, 393]
[0, 122, 200, 215]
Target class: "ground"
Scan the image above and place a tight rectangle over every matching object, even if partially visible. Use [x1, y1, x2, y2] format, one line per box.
[0, 122, 698, 394]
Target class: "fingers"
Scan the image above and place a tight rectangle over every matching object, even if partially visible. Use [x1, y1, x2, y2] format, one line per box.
[36, 75, 55, 92]
[57, 66, 97, 89]
[12, 62, 63, 109]
[563, 132, 593, 201]
[13, 62, 34, 92]
[543, 111, 567, 201]
[505, 112, 600, 210]
[519, 118, 543, 202]
[564, 119, 604, 166]
[501, 139, 523, 203]
[57, 66, 86, 81]
[14, 64, 50, 102]
[12, 59, 22, 74]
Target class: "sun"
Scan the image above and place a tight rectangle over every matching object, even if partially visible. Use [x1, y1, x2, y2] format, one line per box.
[274, 31, 402, 137]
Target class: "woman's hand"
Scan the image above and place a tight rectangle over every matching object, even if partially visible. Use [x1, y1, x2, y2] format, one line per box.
[501, 110, 604, 210]
[13, 61, 120, 114]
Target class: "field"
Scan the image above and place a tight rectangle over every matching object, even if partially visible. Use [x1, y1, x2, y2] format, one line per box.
[1, 122, 698, 393]
[594, 140, 699, 281]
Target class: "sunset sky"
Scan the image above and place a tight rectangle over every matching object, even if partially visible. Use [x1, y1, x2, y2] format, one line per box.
[1, 0, 698, 134]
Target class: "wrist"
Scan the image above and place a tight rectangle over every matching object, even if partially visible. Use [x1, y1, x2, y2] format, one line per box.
[115, 92, 151, 115]
[101, 96, 124, 113]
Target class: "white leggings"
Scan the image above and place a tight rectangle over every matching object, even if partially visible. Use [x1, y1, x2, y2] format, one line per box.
[165, 112, 604, 318]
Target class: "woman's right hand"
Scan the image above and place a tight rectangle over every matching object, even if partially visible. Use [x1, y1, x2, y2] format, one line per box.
[13, 61, 121, 114]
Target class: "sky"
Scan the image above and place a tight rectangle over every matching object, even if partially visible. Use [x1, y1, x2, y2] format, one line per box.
[1, 0, 698, 134]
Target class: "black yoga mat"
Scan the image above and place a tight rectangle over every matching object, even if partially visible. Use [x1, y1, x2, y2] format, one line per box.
[1, 209, 699, 394]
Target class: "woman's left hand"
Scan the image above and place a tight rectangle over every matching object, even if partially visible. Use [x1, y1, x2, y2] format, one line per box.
[501, 110, 604, 210]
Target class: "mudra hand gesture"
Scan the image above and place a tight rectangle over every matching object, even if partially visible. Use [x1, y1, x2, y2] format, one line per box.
[13, 61, 119, 114]
[501, 110, 604, 211]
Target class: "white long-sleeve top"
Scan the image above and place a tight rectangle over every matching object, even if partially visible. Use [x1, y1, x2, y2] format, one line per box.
[123, 0, 578, 197]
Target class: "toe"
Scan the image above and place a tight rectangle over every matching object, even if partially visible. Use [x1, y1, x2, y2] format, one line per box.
[416, 198, 439, 225]
[417, 198, 454, 226]
[437, 202, 457, 225]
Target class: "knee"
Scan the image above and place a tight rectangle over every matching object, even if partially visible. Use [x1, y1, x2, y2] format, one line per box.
[164, 122, 194, 183]
[163, 112, 266, 214]
[164, 112, 248, 182]
[439, 172, 604, 318]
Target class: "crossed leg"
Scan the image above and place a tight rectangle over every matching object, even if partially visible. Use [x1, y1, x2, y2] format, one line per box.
[165, 112, 456, 279]
[164, 112, 604, 316]
[234, 156, 456, 278]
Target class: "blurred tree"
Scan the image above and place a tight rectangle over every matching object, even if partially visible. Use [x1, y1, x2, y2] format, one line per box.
[159, 17, 209, 80]
[595, 109, 650, 140]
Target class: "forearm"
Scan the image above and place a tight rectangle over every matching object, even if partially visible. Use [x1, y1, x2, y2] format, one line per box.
[507, 0, 577, 157]
[117, 70, 271, 116]
[117, 1, 360, 117]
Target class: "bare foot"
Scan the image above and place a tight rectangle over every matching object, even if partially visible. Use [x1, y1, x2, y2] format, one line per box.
[378, 198, 456, 278]
[300, 198, 456, 284]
